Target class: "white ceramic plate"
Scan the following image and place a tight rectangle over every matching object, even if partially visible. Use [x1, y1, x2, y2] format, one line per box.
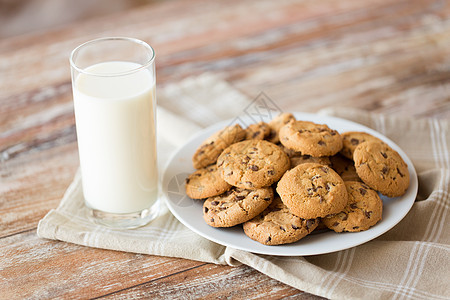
[162, 112, 418, 256]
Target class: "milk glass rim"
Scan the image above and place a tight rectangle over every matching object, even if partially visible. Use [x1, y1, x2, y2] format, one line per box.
[69, 37, 155, 77]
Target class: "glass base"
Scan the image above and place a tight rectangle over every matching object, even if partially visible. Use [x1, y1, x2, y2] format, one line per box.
[86, 199, 160, 229]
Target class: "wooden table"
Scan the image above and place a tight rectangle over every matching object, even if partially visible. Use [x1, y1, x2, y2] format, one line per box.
[1, 0, 449, 298]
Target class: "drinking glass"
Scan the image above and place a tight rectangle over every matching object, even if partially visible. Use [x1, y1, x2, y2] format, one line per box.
[70, 37, 159, 229]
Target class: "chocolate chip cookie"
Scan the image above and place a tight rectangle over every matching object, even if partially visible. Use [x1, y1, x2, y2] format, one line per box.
[277, 163, 348, 219]
[246, 121, 271, 140]
[267, 113, 296, 144]
[279, 121, 343, 157]
[330, 154, 361, 182]
[340, 131, 384, 159]
[217, 140, 290, 189]
[243, 196, 319, 245]
[353, 141, 410, 197]
[281, 144, 331, 168]
[290, 154, 331, 169]
[203, 187, 273, 227]
[185, 164, 232, 199]
[322, 181, 383, 232]
[192, 124, 246, 169]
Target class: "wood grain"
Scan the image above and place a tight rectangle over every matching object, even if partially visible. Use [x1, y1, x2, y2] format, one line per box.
[1, 0, 449, 298]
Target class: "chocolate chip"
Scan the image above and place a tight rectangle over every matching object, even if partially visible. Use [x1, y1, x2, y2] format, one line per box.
[306, 219, 315, 229]
[211, 218, 214, 222]
[246, 181, 254, 187]
[241, 156, 250, 164]
[185, 178, 190, 184]
[207, 167, 214, 172]
[224, 190, 233, 196]
[199, 150, 205, 155]
[292, 224, 299, 230]
[249, 165, 259, 171]
[319, 195, 325, 203]
[235, 195, 245, 201]
[318, 140, 326, 146]
[252, 131, 261, 138]
[253, 195, 259, 200]
[331, 130, 337, 136]
[350, 203, 357, 209]
[263, 197, 271, 201]
[204, 207, 209, 213]
[303, 154, 311, 159]
[365, 211, 372, 218]
[311, 175, 321, 180]
[307, 188, 314, 196]
[353, 226, 359, 230]
[211, 201, 219, 206]
[341, 213, 348, 221]
[332, 222, 339, 227]
[226, 171, 233, 176]
[350, 138, 359, 145]
[266, 236, 272, 243]
[321, 167, 329, 173]
[298, 129, 304, 133]
[397, 167, 405, 177]
[380, 152, 388, 159]
[267, 170, 274, 175]
[359, 188, 367, 196]
[382, 166, 389, 174]
[280, 226, 286, 232]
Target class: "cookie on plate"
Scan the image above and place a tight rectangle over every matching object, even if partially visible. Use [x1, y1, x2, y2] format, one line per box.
[217, 140, 290, 189]
[192, 124, 246, 169]
[322, 181, 383, 232]
[330, 154, 361, 182]
[281, 144, 331, 168]
[277, 163, 348, 219]
[279, 121, 343, 157]
[203, 187, 273, 227]
[353, 141, 410, 197]
[243, 196, 319, 245]
[340, 131, 384, 159]
[185, 164, 232, 199]
[267, 113, 296, 144]
[290, 154, 331, 169]
[246, 122, 271, 140]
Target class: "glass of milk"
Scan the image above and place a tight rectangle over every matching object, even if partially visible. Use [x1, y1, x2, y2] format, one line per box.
[70, 37, 159, 229]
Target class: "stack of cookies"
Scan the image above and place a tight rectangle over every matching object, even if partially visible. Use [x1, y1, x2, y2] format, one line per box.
[185, 113, 410, 246]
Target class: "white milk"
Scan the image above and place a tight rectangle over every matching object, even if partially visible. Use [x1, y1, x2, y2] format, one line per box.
[73, 61, 158, 214]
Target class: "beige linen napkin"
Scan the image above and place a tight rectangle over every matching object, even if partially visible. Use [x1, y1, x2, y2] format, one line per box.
[38, 74, 450, 300]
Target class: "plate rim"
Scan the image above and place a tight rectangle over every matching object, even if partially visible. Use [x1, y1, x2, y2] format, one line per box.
[161, 112, 418, 256]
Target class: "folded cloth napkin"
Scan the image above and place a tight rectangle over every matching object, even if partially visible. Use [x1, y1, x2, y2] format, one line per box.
[38, 74, 449, 300]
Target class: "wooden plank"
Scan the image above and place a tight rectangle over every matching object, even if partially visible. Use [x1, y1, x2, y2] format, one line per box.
[0, 231, 315, 299]
[105, 263, 318, 299]
[1, 231, 204, 299]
